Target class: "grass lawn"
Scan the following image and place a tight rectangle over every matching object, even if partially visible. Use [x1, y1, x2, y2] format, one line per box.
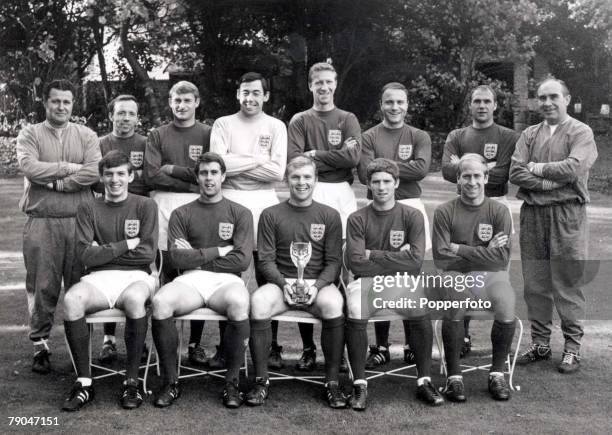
[0, 136, 611, 434]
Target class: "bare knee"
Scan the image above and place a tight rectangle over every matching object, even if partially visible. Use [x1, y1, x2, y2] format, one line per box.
[225, 287, 250, 321]
[121, 288, 150, 318]
[63, 288, 87, 320]
[250, 286, 274, 319]
[152, 289, 175, 319]
[314, 287, 343, 319]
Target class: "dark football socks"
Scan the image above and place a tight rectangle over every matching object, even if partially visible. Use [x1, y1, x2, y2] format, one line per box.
[374, 321, 390, 348]
[152, 318, 178, 383]
[491, 319, 516, 373]
[64, 318, 90, 378]
[125, 316, 148, 379]
[442, 319, 464, 376]
[403, 319, 411, 345]
[406, 316, 433, 378]
[321, 316, 345, 382]
[271, 320, 279, 347]
[218, 320, 227, 349]
[189, 320, 205, 346]
[223, 319, 250, 381]
[249, 319, 272, 379]
[299, 322, 315, 350]
[346, 318, 368, 381]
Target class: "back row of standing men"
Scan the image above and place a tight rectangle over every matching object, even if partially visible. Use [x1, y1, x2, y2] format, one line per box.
[16, 62, 596, 409]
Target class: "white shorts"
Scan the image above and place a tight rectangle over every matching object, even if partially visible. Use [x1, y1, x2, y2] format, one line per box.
[150, 191, 199, 250]
[222, 188, 279, 245]
[173, 270, 245, 304]
[398, 198, 432, 252]
[81, 270, 156, 309]
[312, 181, 357, 238]
[490, 195, 515, 234]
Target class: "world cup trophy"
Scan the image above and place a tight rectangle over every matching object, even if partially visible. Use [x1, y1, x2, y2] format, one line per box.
[290, 241, 312, 305]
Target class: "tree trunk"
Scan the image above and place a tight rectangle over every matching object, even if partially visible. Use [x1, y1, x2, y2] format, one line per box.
[119, 20, 162, 127]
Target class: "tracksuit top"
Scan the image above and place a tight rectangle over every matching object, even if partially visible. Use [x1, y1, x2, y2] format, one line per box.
[442, 124, 519, 197]
[287, 108, 361, 184]
[210, 112, 287, 190]
[358, 123, 431, 199]
[16, 121, 101, 217]
[144, 122, 211, 192]
[99, 133, 149, 196]
[432, 197, 511, 273]
[509, 117, 598, 205]
[167, 197, 253, 275]
[257, 200, 342, 290]
[346, 202, 425, 278]
[76, 194, 158, 273]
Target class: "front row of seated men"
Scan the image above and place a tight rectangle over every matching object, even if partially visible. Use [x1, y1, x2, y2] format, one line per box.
[61, 150, 515, 412]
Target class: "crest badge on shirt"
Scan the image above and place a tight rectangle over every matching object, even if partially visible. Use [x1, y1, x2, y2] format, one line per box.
[129, 151, 144, 168]
[310, 224, 326, 242]
[390, 230, 405, 248]
[258, 134, 272, 155]
[124, 219, 140, 238]
[219, 222, 234, 240]
[189, 145, 203, 161]
[478, 223, 493, 242]
[398, 144, 413, 160]
[328, 129, 342, 147]
[483, 143, 498, 159]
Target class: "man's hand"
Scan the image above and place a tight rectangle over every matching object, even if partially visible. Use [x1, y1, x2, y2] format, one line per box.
[305, 284, 318, 305]
[344, 137, 358, 151]
[126, 237, 140, 250]
[66, 162, 82, 174]
[450, 243, 460, 254]
[218, 245, 234, 257]
[304, 150, 317, 158]
[161, 165, 174, 175]
[450, 154, 460, 164]
[174, 238, 193, 249]
[400, 243, 411, 252]
[486, 161, 497, 170]
[488, 232, 509, 249]
[45, 182, 54, 190]
[283, 283, 297, 306]
[365, 249, 371, 259]
[91, 241, 99, 247]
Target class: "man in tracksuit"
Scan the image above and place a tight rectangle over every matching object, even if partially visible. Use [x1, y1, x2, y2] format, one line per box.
[509, 78, 597, 374]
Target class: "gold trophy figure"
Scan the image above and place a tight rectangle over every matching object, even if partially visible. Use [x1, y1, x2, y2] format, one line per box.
[289, 241, 312, 305]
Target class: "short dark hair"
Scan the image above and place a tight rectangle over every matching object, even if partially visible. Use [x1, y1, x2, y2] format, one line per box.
[380, 82, 408, 102]
[366, 158, 399, 182]
[308, 62, 337, 84]
[470, 85, 497, 103]
[537, 77, 570, 96]
[286, 155, 318, 179]
[108, 94, 139, 115]
[194, 151, 227, 175]
[43, 79, 76, 101]
[457, 153, 488, 177]
[238, 72, 270, 93]
[98, 150, 132, 176]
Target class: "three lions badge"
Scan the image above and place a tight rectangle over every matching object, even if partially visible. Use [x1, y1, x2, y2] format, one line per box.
[258, 134, 272, 155]
[398, 144, 413, 160]
[124, 220, 140, 238]
[328, 129, 342, 148]
[189, 145, 204, 161]
[483, 143, 498, 160]
[390, 230, 404, 248]
[219, 223, 234, 240]
[129, 151, 144, 168]
[478, 223, 493, 242]
[310, 224, 326, 242]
